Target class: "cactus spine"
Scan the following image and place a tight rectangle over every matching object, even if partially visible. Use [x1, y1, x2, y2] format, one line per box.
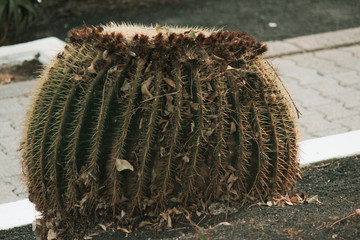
[22, 23, 300, 239]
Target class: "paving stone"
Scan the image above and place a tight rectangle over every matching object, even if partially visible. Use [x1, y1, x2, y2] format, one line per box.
[0, 156, 22, 178]
[284, 85, 334, 109]
[352, 82, 360, 91]
[315, 49, 360, 72]
[284, 27, 360, 51]
[0, 119, 18, 138]
[331, 70, 360, 87]
[311, 126, 352, 139]
[0, 79, 38, 100]
[317, 102, 355, 120]
[7, 175, 28, 199]
[270, 58, 297, 73]
[286, 53, 343, 76]
[341, 45, 360, 58]
[0, 98, 23, 115]
[297, 130, 315, 141]
[0, 175, 27, 204]
[0, 180, 20, 204]
[297, 110, 344, 136]
[276, 62, 328, 86]
[264, 40, 301, 58]
[307, 79, 350, 98]
[332, 115, 360, 132]
[0, 136, 22, 157]
[332, 89, 360, 109]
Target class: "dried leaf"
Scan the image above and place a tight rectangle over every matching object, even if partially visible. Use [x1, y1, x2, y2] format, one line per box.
[230, 122, 236, 134]
[160, 212, 172, 228]
[0, 73, 13, 84]
[213, 55, 225, 61]
[98, 224, 106, 231]
[138, 221, 152, 228]
[226, 65, 236, 71]
[32, 219, 43, 240]
[190, 121, 195, 132]
[141, 77, 154, 99]
[291, 195, 301, 204]
[216, 221, 232, 227]
[183, 112, 194, 118]
[189, 102, 199, 111]
[208, 92, 219, 102]
[87, 64, 96, 74]
[128, 51, 136, 57]
[74, 74, 82, 81]
[116, 226, 131, 233]
[47, 229, 57, 240]
[171, 207, 182, 215]
[164, 77, 176, 88]
[120, 80, 131, 92]
[307, 195, 321, 204]
[283, 228, 302, 238]
[285, 194, 293, 205]
[144, 62, 152, 73]
[183, 155, 190, 163]
[115, 159, 134, 172]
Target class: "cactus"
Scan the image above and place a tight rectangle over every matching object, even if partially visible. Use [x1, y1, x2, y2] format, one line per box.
[22, 23, 301, 239]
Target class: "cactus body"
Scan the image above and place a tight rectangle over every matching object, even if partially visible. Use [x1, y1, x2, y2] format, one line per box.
[22, 23, 300, 238]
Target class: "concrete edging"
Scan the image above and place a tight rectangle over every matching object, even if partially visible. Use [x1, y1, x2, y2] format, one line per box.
[264, 27, 360, 58]
[0, 37, 66, 66]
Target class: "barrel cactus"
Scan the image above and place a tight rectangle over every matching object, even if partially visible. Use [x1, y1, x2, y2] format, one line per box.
[22, 23, 301, 239]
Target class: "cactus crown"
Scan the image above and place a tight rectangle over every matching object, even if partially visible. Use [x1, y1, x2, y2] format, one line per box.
[22, 23, 300, 239]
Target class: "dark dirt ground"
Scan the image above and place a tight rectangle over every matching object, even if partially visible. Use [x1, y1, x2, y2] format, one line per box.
[0, 55, 42, 85]
[1, 155, 359, 240]
[3, 0, 360, 46]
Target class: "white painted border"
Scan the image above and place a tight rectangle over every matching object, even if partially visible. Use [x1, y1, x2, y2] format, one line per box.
[0, 199, 40, 230]
[298, 130, 360, 166]
[0, 37, 66, 65]
[1, 130, 359, 230]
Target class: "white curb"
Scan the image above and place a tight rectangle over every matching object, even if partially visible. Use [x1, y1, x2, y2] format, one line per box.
[1, 130, 359, 230]
[299, 130, 360, 166]
[0, 199, 40, 230]
[0, 37, 66, 65]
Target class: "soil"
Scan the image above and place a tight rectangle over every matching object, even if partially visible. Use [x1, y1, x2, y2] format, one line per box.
[3, 0, 360, 46]
[1, 155, 359, 240]
[0, 55, 42, 85]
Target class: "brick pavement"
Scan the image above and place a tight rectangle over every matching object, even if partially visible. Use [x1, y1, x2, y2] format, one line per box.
[1, 28, 360, 204]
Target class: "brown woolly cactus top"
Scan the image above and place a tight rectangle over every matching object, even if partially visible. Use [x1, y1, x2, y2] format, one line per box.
[69, 22, 267, 62]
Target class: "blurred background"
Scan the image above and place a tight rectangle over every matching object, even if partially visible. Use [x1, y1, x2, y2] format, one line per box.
[1, 0, 360, 45]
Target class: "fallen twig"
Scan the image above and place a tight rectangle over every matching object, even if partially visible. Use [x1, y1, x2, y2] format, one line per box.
[330, 209, 360, 228]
